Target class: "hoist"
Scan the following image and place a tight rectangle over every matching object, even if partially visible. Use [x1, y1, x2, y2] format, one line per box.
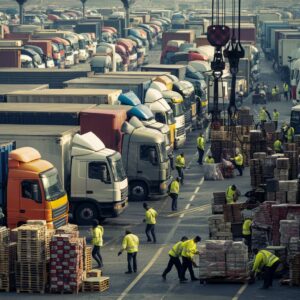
[207, 0, 244, 128]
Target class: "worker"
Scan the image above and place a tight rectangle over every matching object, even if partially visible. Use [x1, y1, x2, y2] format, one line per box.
[286, 125, 295, 143]
[169, 177, 180, 211]
[231, 150, 244, 176]
[283, 82, 289, 101]
[226, 185, 240, 204]
[273, 139, 283, 153]
[143, 203, 158, 243]
[118, 230, 139, 274]
[271, 86, 279, 101]
[273, 109, 279, 131]
[175, 153, 185, 184]
[162, 236, 188, 281]
[242, 217, 253, 253]
[197, 133, 205, 165]
[181, 236, 201, 282]
[250, 248, 280, 289]
[91, 219, 104, 268]
[204, 155, 215, 164]
[259, 106, 271, 129]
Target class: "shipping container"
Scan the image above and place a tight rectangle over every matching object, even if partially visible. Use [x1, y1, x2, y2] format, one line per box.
[75, 22, 102, 41]
[0, 125, 79, 188]
[80, 108, 127, 153]
[0, 103, 96, 125]
[195, 35, 210, 47]
[162, 30, 196, 50]
[278, 39, 300, 67]
[141, 64, 186, 80]
[6, 89, 121, 104]
[0, 49, 21, 68]
[26, 40, 52, 58]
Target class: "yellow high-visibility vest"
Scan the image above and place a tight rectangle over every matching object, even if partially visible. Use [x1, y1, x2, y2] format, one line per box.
[242, 219, 252, 235]
[169, 241, 184, 257]
[273, 111, 279, 121]
[145, 208, 158, 224]
[226, 186, 236, 204]
[175, 155, 185, 168]
[170, 180, 180, 194]
[92, 225, 104, 246]
[122, 233, 139, 253]
[234, 154, 243, 166]
[197, 136, 205, 150]
[274, 140, 282, 152]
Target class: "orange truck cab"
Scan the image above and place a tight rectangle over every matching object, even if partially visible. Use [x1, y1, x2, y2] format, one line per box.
[0, 142, 68, 229]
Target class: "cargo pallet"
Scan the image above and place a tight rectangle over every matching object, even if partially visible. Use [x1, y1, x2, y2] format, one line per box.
[82, 276, 110, 292]
[200, 276, 249, 284]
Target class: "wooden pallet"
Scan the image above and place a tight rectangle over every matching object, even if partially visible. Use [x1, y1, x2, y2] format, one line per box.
[84, 246, 92, 272]
[200, 276, 249, 284]
[82, 276, 110, 292]
[17, 225, 45, 240]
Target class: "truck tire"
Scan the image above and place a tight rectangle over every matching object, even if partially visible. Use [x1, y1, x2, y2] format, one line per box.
[129, 181, 148, 202]
[75, 203, 98, 225]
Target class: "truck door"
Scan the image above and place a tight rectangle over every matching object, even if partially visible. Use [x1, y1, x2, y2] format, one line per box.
[137, 144, 160, 181]
[18, 180, 45, 224]
[86, 161, 112, 204]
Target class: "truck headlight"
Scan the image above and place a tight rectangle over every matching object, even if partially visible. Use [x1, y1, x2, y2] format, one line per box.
[160, 182, 167, 191]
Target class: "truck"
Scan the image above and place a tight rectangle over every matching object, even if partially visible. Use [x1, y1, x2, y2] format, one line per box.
[0, 125, 128, 225]
[80, 109, 171, 201]
[0, 141, 69, 229]
[278, 39, 300, 68]
[0, 40, 22, 68]
[6, 89, 121, 104]
[141, 64, 187, 80]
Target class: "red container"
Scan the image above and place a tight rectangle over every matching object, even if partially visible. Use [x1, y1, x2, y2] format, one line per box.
[26, 40, 52, 58]
[0, 49, 21, 67]
[4, 32, 31, 42]
[80, 108, 127, 153]
[195, 36, 210, 47]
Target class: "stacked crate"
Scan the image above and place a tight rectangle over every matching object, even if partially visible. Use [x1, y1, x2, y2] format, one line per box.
[50, 232, 84, 294]
[276, 180, 298, 204]
[84, 246, 92, 272]
[212, 192, 226, 214]
[0, 227, 16, 292]
[208, 215, 232, 240]
[289, 237, 300, 257]
[16, 224, 47, 293]
[82, 270, 109, 292]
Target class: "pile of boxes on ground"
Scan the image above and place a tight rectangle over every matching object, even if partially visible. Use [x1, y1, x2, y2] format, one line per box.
[0, 221, 109, 294]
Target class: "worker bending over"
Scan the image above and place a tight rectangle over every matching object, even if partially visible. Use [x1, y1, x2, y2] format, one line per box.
[162, 236, 188, 281]
[175, 153, 185, 184]
[250, 248, 280, 289]
[226, 185, 240, 204]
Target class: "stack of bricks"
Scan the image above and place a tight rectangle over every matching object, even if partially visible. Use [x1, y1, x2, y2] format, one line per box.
[212, 192, 226, 214]
[250, 130, 267, 158]
[274, 158, 290, 180]
[16, 223, 47, 293]
[50, 225, 84, 294]
[0, 227, 17, 292]
[275, 180, 299, 204]
[208, 215, 232, 240]
[253, 201, 274, 227]
[289, 254, 300, 286]
[284, 150, 298, 179]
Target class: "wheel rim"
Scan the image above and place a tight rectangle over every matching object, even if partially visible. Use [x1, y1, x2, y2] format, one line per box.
[132, 185, 145, 198]
[80, 207, 94, 220]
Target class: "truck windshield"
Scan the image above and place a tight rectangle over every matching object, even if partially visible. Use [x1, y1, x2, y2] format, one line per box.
[79, 39, 86, 49]
[172, 103, 184, 117]
[158, 142, 168, 162]
[166, 110, 175, 124]
[108, 153, 127, 182]
[40, 168, 65, 201]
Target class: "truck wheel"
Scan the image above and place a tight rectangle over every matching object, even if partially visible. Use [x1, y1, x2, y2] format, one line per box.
[129, 182, 148, 201]
[75, 203, 98, 225]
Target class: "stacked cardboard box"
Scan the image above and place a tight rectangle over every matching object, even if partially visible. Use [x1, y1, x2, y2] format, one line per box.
[0, 227, 17, 292]
[15, 224, 47, 293]
[237, 108, 254, 126]
[212, 192, 226, 214]
[289, 254, 300, 286]
[50, 232, 84, 294]
[199, 240, 248, 279]
[279, 220, 300, 247]
[223, 204, 243, 223]
[208, 215, 232, 240]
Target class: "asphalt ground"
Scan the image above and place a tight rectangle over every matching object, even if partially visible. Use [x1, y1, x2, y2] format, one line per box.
[2, 50, 300, 300]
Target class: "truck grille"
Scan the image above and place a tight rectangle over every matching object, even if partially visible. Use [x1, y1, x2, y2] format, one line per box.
[53, 216, 67, 229]
[121, 186, 128, 202]
[176, 126, 185, 137]
[52, 203, 68, 219]
[184, 111, 192, 124]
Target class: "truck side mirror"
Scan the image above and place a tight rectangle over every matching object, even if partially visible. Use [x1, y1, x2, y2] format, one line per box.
[149, 149, 158, 165]
[32, 183, 41, 203]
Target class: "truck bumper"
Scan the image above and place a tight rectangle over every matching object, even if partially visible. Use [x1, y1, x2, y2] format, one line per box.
[175, 134, 186, 149]
[97, 198, 128, 218]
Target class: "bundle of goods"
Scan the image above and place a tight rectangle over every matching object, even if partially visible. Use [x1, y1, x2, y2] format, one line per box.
[15, 223, 48, 293]
[0, 227, 17, 292]
[236, 107, 254, 126]
[199, 240, 248, 279]
[272, 205, 300, 245]
[50, 229, 84, 294]
[220, 159, 234, 178]
[212, 192, 226, 214]
[208, 215, 232, 240]
[289, 237, 300, 257]
[250, 152, 268, 187]
[82, 269, 110, 292]
[203, 163, 224, 181]
[276, 180, 298, 204]
[284, 151, 298, 179]
[279, 219, 299, 254]
[274, 158, 289, 181]
[250, 131, 267, 158]
[252, 201, 274, 227]
[289, 254, 300, 286]
[223, 204, 243, 223]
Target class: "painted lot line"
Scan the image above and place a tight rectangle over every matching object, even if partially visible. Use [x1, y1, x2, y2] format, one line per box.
[232, 283, 248, 300]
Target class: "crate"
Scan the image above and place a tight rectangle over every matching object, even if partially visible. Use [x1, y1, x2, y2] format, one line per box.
[82, 276, 110, 292]
[17, 225, 45, 240]
[84, 246, 92, 272]
[17, 240, 46, 262]
[87, 269, 102, 278]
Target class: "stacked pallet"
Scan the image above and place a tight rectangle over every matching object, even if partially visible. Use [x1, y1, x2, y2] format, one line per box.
[276, 180, 298, 204]
[0, 227, 17, 292]
[208, 215, 232, 240]
[223, 204, 243, 223]
[50, 232, 84, 294]
[16, 224, 47, 293]
[212, 192, 226, 214]
[289, 254, 300, 286]
[84, 246, 92, 272]
[279, 219, 300, 247]
[199, 240, 248, 279]
[253, 201, 274, 226]
[82, 269, 110, 292]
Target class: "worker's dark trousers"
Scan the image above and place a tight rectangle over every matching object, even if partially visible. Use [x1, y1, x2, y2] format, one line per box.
[284, 92, 289, 101]
[176, 167, 184, 184]
[181, 256, 196, 280]
[162, 255, 183, 279]
[233, 161, 243, 176]
[92, 245, 103, 267]
[127, 252, 137, 273]
[170, 193, 178, 211]
[263, 260, 280, 288]
[243, 234, 252, 253]
[197, 148, 204, 165]
[274, 121, 278, 131]
[145, 224, 156, 242]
